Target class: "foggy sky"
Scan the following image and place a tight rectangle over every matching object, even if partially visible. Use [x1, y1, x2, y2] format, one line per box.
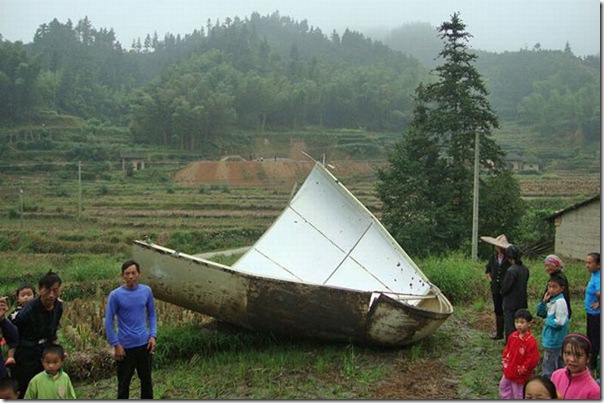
[1, 0, 600, 56]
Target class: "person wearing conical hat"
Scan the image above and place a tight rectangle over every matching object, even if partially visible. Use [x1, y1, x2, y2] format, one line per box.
[482, 234, 512, 340]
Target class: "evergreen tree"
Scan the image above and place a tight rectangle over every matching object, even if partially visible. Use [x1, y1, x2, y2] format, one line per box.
[376, 12, 519, 257]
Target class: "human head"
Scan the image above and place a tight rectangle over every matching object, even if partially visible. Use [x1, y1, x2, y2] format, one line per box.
[15, 283, 36, 306]
[504, 244, 522, 264]
[523, 375, 558, 399]
[544, 254, 563, 274]
[494, 234, 509, 254]
[121, 260, 141, 289]
[585, 252, 600, 273]
[514, 309, 533, 334]
[38, 271, 62, 311]
[546, 276, 566, 298]
[121, 259, 141, 274]
[41, 344, 65, 376]
[562, 333, 592, 374]
[0, 377, 19, 400]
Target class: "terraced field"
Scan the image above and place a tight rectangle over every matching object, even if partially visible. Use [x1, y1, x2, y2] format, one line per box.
[1, 159, 598, 257]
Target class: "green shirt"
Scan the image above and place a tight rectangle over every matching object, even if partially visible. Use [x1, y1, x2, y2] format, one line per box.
[24, 368, 76, 399]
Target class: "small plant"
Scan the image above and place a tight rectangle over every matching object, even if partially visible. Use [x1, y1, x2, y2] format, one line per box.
[97, 185, 109, 195]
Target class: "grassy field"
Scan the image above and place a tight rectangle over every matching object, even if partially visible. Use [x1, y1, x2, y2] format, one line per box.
[0, 158, 598, 399]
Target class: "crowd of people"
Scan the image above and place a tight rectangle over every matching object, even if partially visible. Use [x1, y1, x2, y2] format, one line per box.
[0, 260, 157, 399]
[483, 233, 601, 399]
[0, 244, 600, 399]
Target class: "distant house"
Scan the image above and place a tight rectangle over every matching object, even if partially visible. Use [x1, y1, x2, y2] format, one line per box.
[505, 153, 540, 173]
[120, 152, 147, 172]
[545, 194, 600, 260]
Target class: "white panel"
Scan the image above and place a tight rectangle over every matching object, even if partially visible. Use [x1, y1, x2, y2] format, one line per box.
[323, 257, 387, 292]
[233, 163, 431, 297]
[349, 225, 430, 295]
[234, 207, 347, 284]
[231, 248, 300, 281]
[291, 166, 372, 252]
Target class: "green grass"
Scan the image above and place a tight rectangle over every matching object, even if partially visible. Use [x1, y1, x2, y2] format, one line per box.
[0, 150, 598, 399]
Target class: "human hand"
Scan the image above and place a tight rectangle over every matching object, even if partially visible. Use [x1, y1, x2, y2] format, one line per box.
[542, 291, 551, 303]
[147, 336, 156, 354]
[591, 301, 600, 310]
[4, 357, 15, 366]
[0, 297, 8, 319]
[114, 344, 126, 361]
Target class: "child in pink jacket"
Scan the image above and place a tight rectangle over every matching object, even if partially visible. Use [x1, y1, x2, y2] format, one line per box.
[551, 333, 600, 399]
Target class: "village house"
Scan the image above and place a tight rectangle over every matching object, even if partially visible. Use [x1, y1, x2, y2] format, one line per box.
[505, 153, 540, 173]
[120, 152, 147, 172]
[545, 194, 600, 260]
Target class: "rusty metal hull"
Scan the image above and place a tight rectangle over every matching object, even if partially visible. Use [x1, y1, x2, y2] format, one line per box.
[135, 162, 453, 346]
[134, 240, 453, 347]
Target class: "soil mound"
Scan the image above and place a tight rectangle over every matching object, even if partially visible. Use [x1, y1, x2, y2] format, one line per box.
[174, 159, 379, 187]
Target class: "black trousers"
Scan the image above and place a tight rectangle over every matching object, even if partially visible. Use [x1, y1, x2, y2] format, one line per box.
[586, 313, 600, 371]
[117, 344, 153, 399]
[491, 291, 503, 316]
[13, 344, 45, 399]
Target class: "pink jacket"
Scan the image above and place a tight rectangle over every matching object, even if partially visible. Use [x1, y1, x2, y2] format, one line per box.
[551, 367, 601, 399]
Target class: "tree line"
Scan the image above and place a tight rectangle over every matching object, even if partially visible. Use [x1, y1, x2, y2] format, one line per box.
[0, 11, 600, 151]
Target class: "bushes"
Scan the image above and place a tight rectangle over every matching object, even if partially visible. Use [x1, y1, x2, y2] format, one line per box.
[419, 253, 487, 304]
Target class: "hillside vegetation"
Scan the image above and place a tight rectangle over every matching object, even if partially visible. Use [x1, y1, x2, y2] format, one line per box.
[0, 11, 599, 165]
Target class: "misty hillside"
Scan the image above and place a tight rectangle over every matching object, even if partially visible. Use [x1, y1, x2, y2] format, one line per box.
[0, 12, 600, 171]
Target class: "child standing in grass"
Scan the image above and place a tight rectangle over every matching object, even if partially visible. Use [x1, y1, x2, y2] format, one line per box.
[499, 309, 540, 399]
[24, 344, 76, 399]
[536, 276, 569, 378]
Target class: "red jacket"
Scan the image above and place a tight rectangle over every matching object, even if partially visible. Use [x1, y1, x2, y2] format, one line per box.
[501, 330, 540, 384]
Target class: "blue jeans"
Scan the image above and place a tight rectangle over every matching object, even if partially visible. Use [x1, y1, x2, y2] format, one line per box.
[542, 347, 563, 378]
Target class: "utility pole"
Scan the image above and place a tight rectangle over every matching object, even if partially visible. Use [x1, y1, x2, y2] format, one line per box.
[19, 178, 24, 230]
[471, 130, 480, 260]
[78, 161, 82, 220]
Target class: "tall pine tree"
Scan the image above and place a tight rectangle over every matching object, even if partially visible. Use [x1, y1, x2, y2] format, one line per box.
[377, 12, 521, 257]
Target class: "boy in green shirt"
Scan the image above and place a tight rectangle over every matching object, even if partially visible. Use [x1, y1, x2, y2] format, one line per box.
[24, 344, 76, 399]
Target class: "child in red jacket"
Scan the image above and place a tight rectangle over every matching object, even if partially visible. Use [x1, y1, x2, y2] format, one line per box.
[499, 309, 540, 399]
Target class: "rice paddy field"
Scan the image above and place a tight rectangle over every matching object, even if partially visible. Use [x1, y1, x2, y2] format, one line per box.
[0, 158, 599, 399]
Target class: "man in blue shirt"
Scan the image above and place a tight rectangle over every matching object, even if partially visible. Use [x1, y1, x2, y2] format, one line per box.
[105, 260, 157, 399]
[584, 252, 600, 374]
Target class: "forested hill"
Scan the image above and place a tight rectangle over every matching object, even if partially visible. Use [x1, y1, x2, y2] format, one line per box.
[0, 12, 600, 155]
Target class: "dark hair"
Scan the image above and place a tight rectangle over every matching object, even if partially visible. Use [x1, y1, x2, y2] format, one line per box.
[563, 333, 592, 361]
[547, 274, 567, 289]
[514, 308, 533, 322]
[121, 260, 141, 274]
[587, 252, 600, 264]
[504, 244, 522, 264]
[42, 344, 65, 361]
[523, 375, 557, 399]
[38, 270, 62, 289]
[0, 377, 19, 394]
[15, 283, 36, 298]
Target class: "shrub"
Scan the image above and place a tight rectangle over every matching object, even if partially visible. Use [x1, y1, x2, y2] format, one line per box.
[418, 253, 485, 304]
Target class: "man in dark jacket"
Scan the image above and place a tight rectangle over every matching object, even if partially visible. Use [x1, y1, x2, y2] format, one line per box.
[500, 245, 529, 342]
[12, 271, 63, 399]
[482, 234, 511, 340]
